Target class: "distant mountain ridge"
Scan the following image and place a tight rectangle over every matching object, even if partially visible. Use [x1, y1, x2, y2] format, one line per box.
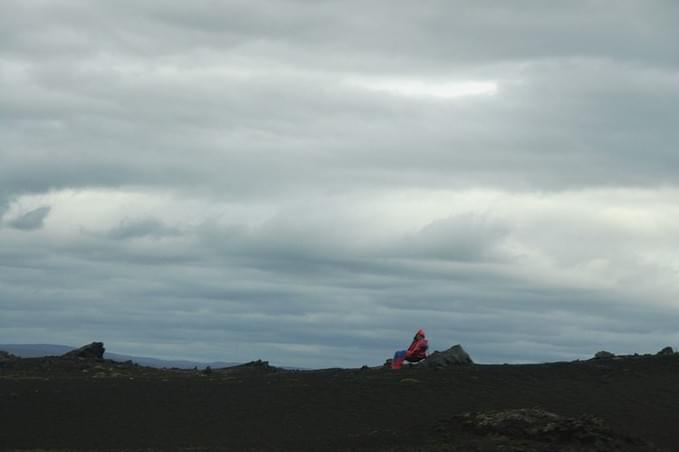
[0, 344, 239, 369]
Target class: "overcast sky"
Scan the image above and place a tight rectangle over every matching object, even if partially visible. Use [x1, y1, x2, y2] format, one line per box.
[2, 1, 679, 368]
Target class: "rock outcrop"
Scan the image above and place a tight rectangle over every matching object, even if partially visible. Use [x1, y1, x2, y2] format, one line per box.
[422, 344, 473, 368]
[593, 350, 615, 359]
[226, 359, 279, 374]
[62, 342, 106, 360]
[656, 346, 675, 356]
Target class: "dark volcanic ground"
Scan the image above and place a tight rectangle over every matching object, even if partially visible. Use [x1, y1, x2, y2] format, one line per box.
[1, 352, 679, 451]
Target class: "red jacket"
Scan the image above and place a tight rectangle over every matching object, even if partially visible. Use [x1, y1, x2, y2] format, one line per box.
[405, 329, 428, 361]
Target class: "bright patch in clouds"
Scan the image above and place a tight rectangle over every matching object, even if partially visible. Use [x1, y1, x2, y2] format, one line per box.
[347, 77, 498, 99]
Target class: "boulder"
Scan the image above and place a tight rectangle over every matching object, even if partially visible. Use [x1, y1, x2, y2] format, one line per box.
[593, 350, 615, 359]
[63, 342, 106, 360]
[656, 346, 675, 356]
[422, 344, 473, 368]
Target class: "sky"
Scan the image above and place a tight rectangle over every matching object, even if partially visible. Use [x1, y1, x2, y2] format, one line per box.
[2, 1, 679, 368]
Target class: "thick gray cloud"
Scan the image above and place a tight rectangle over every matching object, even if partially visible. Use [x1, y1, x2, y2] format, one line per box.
[2, 1, 679, 367]
[106, 217, 180, 240]
[5, 206, 51, 230]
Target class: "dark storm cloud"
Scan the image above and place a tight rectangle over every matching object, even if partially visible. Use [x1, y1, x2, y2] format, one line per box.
[2, 1, 679, 367]
[6, 1, 676, 68]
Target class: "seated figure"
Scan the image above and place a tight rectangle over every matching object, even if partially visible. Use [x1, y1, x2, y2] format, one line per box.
[391, 329, 428, 369]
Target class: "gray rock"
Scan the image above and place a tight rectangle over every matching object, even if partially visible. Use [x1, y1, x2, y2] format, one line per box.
[656, 346, 675, 356]
[62, 342, 106, 360]
[422, 344, 473, 368]
[593, 350, 615, 359]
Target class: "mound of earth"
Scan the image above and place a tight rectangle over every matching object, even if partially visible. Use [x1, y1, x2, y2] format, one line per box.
[0, 350, 18, 363]
[434, 408, 656, 451]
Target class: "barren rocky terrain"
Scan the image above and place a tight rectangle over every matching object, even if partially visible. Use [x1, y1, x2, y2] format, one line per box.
[2, 343, 678, 451]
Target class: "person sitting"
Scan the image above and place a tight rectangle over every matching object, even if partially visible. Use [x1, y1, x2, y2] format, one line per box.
[391, 329, 428, 369]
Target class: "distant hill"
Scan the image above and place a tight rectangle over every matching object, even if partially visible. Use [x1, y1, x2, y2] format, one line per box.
[0, 344, 239, 369]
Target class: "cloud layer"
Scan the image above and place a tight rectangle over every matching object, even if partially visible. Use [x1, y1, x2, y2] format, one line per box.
[2, 1, 679, 367]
